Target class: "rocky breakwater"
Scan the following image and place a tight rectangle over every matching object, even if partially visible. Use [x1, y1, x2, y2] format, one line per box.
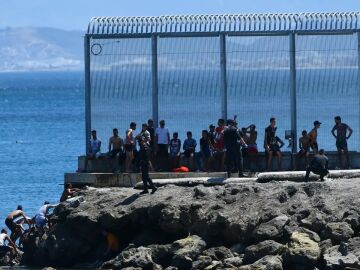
[21, 178, 360, 269]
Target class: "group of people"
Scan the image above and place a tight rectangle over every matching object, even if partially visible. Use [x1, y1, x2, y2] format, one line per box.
[0, 183, 80, 262]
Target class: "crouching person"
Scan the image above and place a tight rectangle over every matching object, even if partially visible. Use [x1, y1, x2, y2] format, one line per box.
[0, 229, 18, 261]
[305, 149, 329, 181]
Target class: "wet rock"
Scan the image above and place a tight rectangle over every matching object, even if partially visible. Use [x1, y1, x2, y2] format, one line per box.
[322, 222, 354, 243]
[244, 240, 285, 263]
[252, 215, 290, 241]
[285, 232, 320, 266]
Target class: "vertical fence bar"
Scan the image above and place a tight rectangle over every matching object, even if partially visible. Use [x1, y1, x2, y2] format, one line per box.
[220, 34, 228, 120]
[152, 35, 159, 127]
[358, 32, 360, 152]
[84, 34, 91, 154]
[289, 32, 297, 154]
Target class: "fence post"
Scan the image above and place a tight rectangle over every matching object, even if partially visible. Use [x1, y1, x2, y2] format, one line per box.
[220, 34, 228, 121]
[358, 32, 360, 152]
[289, 32, 297, 155]
[151, 35, 159, 127]
[84, 34, 91, 154]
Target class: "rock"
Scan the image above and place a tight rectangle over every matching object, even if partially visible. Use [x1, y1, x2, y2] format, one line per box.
[170, 235, 206, 270]
[323, 245, 360, 269]
[320, 239, 333, 253]
[244, 240, 284, 263]
[230, 243, 245, 254]
[192, 256, 212, 269]
[284, 226, 321, 242]
[322, 222, 354, 243]
[202, 246, 234, 261]
[223, 256, 244, 267]
[300, 212, 327, 233]
[204, 260, 223, 270]
[148, 244, 172, 266]
[252, 215, 290, 241]
[285, 232, 320, 266]
[240, 255, 283, 270]
[102, 247, 154, 270]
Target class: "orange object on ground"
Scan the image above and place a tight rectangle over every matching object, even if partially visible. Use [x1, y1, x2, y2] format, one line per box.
[173, 166, 190, 172]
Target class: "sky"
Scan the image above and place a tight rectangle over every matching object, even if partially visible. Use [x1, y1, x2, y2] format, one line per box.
[1, 0, 360, 31]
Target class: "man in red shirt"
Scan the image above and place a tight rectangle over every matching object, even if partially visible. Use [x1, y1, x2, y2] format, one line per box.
[213, 119, 225, 171]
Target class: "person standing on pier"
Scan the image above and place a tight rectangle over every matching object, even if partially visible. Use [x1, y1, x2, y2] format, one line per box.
[308, 121, 321, 154]
[264, 117, 284, 171]
[331, 116, 353, 169]
[136, 123, 157, 194]
[155, 120, 170, 171]
[125, 122, 137, 172]
[223, 119, 246, 178]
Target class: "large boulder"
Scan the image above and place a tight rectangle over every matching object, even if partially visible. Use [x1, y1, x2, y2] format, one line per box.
[323, 237, 360, 269]
[202, 246, 234, 261]
[322, 222, 354, 243]
[252, 215, 290, 241]
[239, 255, 283, 270]
[285, 232, 320, 266]
[102, 247, 155, 270]
[244, 240, 285, 263]
[170, 235, 206, 270]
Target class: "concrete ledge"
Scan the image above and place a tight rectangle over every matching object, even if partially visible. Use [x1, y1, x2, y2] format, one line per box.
[134, 177, 256, 189]
[257, 169, 360, 183]
[65, 172, 228, 187]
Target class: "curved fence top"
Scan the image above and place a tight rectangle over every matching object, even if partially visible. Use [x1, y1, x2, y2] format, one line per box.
[87, 12, 360, 35]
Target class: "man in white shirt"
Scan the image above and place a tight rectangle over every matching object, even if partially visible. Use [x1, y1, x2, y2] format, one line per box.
[155, 120, 170, 171]
[84, 130, 101, 172]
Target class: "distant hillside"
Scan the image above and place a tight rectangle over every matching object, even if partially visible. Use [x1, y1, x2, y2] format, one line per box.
[0, 27, 84, 71]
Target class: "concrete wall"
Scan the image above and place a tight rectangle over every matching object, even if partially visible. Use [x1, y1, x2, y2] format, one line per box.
[78, 151, 360, 173]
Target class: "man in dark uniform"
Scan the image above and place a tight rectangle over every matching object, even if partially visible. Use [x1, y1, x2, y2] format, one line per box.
[305, 149, 329, 181]
[223, 119, 247, 178]
[136, 123, 157, 194]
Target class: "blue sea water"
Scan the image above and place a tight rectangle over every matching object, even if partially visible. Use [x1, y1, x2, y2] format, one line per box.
[0, 72, 84, 228]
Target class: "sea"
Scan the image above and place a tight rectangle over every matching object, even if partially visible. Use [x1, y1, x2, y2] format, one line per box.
[0, 72, 84, 229]
[0, 70, 359, 230]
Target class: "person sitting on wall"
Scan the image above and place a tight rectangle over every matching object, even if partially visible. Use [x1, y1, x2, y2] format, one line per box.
[331, 116, 353, 169]
[84, 130, 102, 172]
[305, 149, 329, 181]
[182, 131, 197, 171]
[169, 132, 181, 170]
[108, 128, 124, 157]
[264, 117, 284, 171]
[295, 130, 311, 170]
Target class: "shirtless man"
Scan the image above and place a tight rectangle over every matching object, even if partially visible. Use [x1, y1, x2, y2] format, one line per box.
[125, 122, 137, 172]
[60, 183, 80, 202]
[331, 116, 353, 169]
[108, 128, 124, 157]
[0, 229, 17, 259]
[5, 206, 31, 242]
[308, 121, 321, 154]
[295, 130, 311, 170]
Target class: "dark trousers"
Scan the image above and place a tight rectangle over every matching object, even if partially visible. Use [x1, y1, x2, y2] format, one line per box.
[305, 166, 329, 181]
[140, 148, 156, 191]
[225, 146, 243, 176]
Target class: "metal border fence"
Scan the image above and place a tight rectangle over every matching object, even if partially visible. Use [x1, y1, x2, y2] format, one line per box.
[84, 12, 360, 153]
